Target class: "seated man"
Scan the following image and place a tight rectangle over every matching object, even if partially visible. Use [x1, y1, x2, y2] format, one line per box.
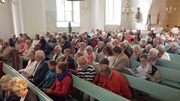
[77, 56, 96, 82]
[112, 46, 130, 73]
[53, 45, 64, 62]
[38, 60, 57, 90]
[18, 50, 37, 78]
[93, 58, 131, 99]
[0, 41, 13, 62]
[28, 50, 49, 86]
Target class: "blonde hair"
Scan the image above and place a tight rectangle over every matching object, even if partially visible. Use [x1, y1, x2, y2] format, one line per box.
[0, 75, 12, 84]
[9, 77, 27, 92]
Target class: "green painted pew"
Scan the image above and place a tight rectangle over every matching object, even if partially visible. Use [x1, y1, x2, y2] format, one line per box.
[168, 53, 180, 62]
[156, 65, 180, 89]
[3, 63, 53, 101]
[91, 62, 180, 101]
[158, 58, 180, 71]
[130, 60, 180, 89]
[71, 75, 129, 101]
[120, 73, 180, 101]
[3, 63, 128, 101]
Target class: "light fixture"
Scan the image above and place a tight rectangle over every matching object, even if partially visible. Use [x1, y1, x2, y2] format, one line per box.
[0, 0, 5, 4]
[166, 0, 176, 13]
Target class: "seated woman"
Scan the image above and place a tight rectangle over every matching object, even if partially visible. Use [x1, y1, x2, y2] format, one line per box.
[9, 77, 38, 101]
[37, 38, 53, 55]
[103, 46, 116, 67]
[61, 48, 75, 70]
[48, 33, 57, 43]
[95, 41, 105, 53]
[129, 54, 161, 83]
[130, 45, 140, 61]
[86, 46, 96, 63]
[156, 45, 170, 60]
[167, 42, 180, 54]
[0, 75, 19, 101]
[149, 48, 160, 66]
[18, 50, 37, 78]
[140, 44, 153, 57]
[43, 62, 72, 101]
[61, 36, 70, 53]
[140, 38, 147, 48]
[38, 60, 57, 90]
[32, 34, 40, 46]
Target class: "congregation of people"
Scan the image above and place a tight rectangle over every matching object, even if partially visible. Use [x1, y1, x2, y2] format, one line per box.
[0, 26, 180, 101]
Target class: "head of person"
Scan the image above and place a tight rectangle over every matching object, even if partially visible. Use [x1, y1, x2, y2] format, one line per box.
[3, 41, 9, 47]
[133, 45, 140, 54]
[97, 41, 104, 48]
[74, 52, 83, 60]
[77, 56, 88, 71]
[48, 60, 57, 70]
[86, 46, 93, 55]
[0, 75, 12, 90]
[119, 42, 127, 51]
[155, 45, 164, 58]
[54, 46, 62, 56]
[39, 38, 46, 48]
[79, 42, 86, 51]
[63, 48, 71, 57]
[78, 35, 82, 41]
[145, 44, 153, 53]
[103, 46, 113, 56]
[9, 77, 28, 97]
[153, 38, 159, 46]
[62, 36, 67, 41]
[112, 46, 122, 57]
[12, 34, 16, 39]
[106, 42, 113, 49]
[139, 54, 149, 68]
[141, 38, 147, 46]
[35, 34, 39, 40]
[113, 39, 120, 46]
[159, 37, 165, 44]
[165, 35, 169, 41]
[150, 48, 159, 59]
[35, 50, 45, 62]
[99, 58, 111, 76]
[26, 39, 32, 46]
[147, 34, 153, 41]
[28, 50, 35, 60]
[171, 42, 177, 51]
[56, 62, 69, 74]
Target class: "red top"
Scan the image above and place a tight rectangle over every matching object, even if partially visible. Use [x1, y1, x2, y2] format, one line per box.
[50, 75, 72, 98]
[93, 70, 132, 99]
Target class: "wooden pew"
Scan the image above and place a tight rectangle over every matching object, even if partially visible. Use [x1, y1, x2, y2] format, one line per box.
[3, 63, 128, 101]
[3, 63, 53, 101]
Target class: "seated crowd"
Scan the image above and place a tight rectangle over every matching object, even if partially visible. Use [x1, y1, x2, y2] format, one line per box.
[0, 27, 180, 101]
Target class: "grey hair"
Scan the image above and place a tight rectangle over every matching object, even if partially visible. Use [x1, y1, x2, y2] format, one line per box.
[35, 50, 45, 59]
[150, 48, 159, 56]
[119, 42, 127, 48]
[141, 38, 147, 42]
[145, 44, 153, 49]
[133, 45, 140, 50]
[0, 75, 12, 84]
[171, 42, 177, 47]
[55, 45, 62, 52]
[86, 46, 93, 52]
[155, 45, 164, 53]
[79, 42, 86, 47]
[77, 56, 88, 65]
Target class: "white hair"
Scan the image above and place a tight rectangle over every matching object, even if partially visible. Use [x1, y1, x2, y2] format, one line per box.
[150, 48, 159, 56]
[55, 45, 62, 52]
[141, 38, 147, 42]
[171, 42, 177, 47]
[145, 44, 153, 49]
[155, 45, 164, 53]
[86, 46, 93, 52]
[36, 50, 45, 59]
[133, 45, 140, 50]
[9, 77, 27, 92]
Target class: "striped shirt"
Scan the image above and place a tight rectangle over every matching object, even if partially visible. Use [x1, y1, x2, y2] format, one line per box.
[77, 65, 96, 82]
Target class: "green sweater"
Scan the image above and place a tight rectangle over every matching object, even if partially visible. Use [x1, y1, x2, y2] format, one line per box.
[37, 69, 56, 89]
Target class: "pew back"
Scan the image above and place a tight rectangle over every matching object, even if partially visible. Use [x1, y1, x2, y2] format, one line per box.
[3, 63, 53, 101]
